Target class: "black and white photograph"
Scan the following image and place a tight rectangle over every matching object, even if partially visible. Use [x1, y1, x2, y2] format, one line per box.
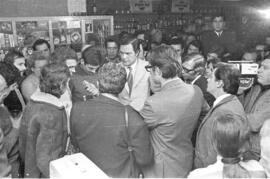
[0, 0, 269, 178]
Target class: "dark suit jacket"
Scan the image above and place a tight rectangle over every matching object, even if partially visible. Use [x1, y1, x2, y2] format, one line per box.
[193, 75, 215, 107]
[201, 30, 238, 58]
[69, 65, 98, 102]
[194, 95, 246, 169]
[140, 79, 204, 177]
[70, 95, 153, 178]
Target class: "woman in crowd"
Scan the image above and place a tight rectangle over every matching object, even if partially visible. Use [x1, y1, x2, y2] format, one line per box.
[19, 63, 70, 178]
[189, 112, 266, 178]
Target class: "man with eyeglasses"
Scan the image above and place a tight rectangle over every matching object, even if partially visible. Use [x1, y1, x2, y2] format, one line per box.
[118, 34, 150, 111]
[182, 53, 215, 107]
[140, 45, 205, 178]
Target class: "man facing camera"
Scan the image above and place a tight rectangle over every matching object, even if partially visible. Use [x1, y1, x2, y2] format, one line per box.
[71, 62, 153, 178]
[118, 34, 150, 111]
[200, 14, 240, 59]
[194, 63, 246, 169]
[140, 45, 205, 178]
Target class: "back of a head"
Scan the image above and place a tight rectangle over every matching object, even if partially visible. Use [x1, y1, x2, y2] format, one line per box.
[169, 37, 184, 47]
[214, 63, 240, 95]
[98, 62, 126, 95]
[147, 44, 181, 79]
[39, 63, 70, 98]
[29, 51, 50, 69]
[212, 112, 250, 178]
[150, 29, 162, 44]
[82, 46, 104, 66]
[0, 62, 20, 86]
[52, 46, 78, 64]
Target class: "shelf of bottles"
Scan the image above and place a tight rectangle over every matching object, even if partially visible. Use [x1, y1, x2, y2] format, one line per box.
[113, 5, 239, 35]
[114, 13, 192, 34]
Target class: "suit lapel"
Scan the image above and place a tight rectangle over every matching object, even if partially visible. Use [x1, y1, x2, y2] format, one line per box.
[133, 59, 148, 88]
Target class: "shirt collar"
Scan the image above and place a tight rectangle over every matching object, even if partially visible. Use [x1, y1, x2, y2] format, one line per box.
[213, 94, 231, 107]
[125, 59, 138, 74]
[191, 75, 201, 85]
[215, 31, 223, 36]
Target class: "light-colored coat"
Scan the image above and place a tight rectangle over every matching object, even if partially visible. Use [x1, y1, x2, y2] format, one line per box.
[119, 59, 150, 111]
[140, 78, 204, 178]
[194, 95, 246, 169]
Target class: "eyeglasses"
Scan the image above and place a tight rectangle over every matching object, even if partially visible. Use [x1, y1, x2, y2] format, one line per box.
[182, 66, 194, 73]
[145, 65, 154, 72]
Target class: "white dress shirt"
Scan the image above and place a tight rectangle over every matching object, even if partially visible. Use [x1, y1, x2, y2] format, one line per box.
[213, 94, 231, 107]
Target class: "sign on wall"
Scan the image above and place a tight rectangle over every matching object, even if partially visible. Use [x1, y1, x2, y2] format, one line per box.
[129, 0, 152, 13]
[171, 0, 190, 13]
[68, 0, 86, 14]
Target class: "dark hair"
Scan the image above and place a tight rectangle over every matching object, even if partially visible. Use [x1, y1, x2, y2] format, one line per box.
[169, 37, 184, 47]
[148, 45, 181, 79]
[28, 51, 50, 69]
[82, 46, 104, 66]
[214, 63, 240, 95]
[105, 37, 119, 49]
[52, 46, 78, 64]
[186, 40, 202, 53]
[0, 62, 20, 86]
[134, 30, 145, 37]
[120, 34, 140, 53]
[39, 63, 70, 98]
[98, 62, 126, 95]
[212, 13, 226, 22]
[4, 48, 24, 65]
[32, 39, 50, 51]
[212, 112, 250, 178]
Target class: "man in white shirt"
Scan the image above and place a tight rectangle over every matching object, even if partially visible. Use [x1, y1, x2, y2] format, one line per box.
[118, 34, 150, 111]
[194, 63, 246, 169]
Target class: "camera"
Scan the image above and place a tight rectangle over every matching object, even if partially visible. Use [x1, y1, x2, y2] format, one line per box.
[228, 61, 258, 90]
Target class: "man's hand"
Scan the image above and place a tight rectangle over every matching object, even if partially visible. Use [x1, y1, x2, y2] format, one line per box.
[83, 80, 99, 96]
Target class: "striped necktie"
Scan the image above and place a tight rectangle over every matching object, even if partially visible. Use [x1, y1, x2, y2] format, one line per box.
[127, 66, 133, 96]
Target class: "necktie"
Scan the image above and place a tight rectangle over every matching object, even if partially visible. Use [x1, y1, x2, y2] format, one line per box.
[127, 66, 133, 96]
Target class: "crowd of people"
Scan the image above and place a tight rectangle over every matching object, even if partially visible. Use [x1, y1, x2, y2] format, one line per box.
[0, 13, 270, 178]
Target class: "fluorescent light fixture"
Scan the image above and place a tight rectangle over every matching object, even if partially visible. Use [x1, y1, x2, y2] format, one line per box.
[258, 8, 270, 19]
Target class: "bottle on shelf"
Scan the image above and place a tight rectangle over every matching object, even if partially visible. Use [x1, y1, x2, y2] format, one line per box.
[92, 0, 97, 14]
